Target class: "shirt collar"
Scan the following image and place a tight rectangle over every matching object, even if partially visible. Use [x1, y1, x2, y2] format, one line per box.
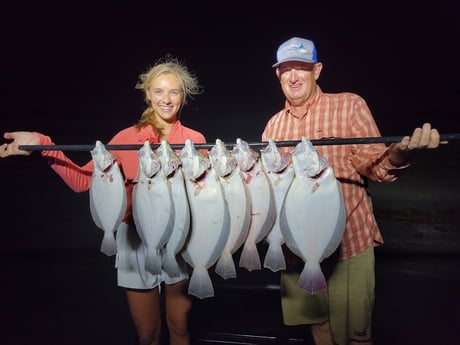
[137, 120, 182, 144]
[285, 85, 322, 118]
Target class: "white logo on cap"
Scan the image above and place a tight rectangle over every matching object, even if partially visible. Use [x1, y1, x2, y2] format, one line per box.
[287, 43, 308, 54]
[298, 44, 308, 53]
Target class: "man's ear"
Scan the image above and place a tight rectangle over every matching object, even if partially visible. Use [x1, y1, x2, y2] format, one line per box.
[275, 67, 281, 79]
[314, 63, 323, 80]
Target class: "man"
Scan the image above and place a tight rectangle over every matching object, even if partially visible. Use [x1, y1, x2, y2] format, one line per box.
[262, 37, 440, 345]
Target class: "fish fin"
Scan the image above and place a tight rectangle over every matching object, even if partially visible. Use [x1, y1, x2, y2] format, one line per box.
[181, 250, 193, 267]
[162, 250, 181, 278]
[188, 266, 215, 299]
[215, 251, 237, 279]
[145, 249, 162, 275]
[263, 243, 286, 272]
[100, 231, 117, 257]
[239, 241, 261, 271]
[297, 262, 328, 294]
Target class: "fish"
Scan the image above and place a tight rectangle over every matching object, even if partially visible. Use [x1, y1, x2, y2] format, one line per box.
[132, 141, 174, 275]
[232, 138, 276, 272]
[157, 139, 190, 278]
[180, 140, 211, 182]
[180, 139, 230, 299]
[280, 136, 346, 294]
[260, 138, 294, 272]
[89, 140, 127, 256]
[210, 139, 251, 280]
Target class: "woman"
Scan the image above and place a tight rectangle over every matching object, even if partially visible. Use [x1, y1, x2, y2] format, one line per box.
[1, 55, 206, 345]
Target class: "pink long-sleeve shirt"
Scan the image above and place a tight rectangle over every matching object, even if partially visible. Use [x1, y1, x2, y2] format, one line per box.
[38, 121, 206, 223]
[262, 86, 409, 260]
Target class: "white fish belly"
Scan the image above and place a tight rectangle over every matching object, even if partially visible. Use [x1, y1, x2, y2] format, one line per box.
[162, 168, 191, 277]
[167, 169, 191, 254]
[245, 162, 276, 243]
[90, 163, 127, 256]
[132, 172, 174, 275]
[263, 165, 294, 272]
[133, 176, 173, 250]
[239, 161, 276, 271]
[215, 169, 252, 279]
[220, 170, 251, 253]
[182, 169, 230, 268]
[90, 165, 126, 231]
[282, 174, 344, 261]
[182, 169, 230, 298]
[280, 171, 345, 293]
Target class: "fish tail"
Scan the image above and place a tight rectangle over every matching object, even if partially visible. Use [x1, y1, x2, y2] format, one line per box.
[188, 266, 215, 299]
[100, 231, 117, 257]
[181, 250, 193, 267]
[239, 242, 261, 271]
[297, 262, 327, 294]
[145, 249, 162, 275]
[263, 243, 286, 272]
[215, 251, 237, 279]
[162, 250, 180, 278]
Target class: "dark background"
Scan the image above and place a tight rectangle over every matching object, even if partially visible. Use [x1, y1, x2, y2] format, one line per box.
[1, 1, 459, 345]
[1, 1, 459, 144]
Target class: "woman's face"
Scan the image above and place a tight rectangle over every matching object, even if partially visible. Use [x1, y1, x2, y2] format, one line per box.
[146, 73, 184, 124]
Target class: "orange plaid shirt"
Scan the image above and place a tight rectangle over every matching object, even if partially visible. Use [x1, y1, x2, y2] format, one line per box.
[262, 86, 409, 260]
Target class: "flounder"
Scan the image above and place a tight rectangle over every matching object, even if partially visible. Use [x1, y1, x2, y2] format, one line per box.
[260, 139, 294, 272]
[180, 139, 230, 299]
[89, 140, 127, 256]
[232, 138, 276, 272]
[280, 137, 346, 293]
[210, 139, 251, 279]
[132, 141, 174, 275]
[157, 139, 190, 278]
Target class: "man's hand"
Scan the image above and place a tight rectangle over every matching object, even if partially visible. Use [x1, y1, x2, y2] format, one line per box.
[388, 123, 440, 167]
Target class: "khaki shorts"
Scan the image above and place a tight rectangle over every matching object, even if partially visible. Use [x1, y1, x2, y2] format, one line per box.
[280, 246, 375, 345]
[115, 222, 189, 290]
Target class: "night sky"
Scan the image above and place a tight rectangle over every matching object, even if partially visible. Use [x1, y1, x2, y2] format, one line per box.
[1, 1, 459, 148]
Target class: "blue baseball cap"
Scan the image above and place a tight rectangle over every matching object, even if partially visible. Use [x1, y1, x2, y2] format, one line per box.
[272, 37, 318, 67]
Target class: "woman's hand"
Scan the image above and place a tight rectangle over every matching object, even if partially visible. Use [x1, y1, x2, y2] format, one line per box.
[0, 131, 41, 158]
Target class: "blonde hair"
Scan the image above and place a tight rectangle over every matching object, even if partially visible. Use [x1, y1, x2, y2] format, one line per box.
[134, 55, 202, 135]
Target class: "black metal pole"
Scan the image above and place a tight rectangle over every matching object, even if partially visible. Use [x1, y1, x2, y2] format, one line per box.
[18, 133, 460, 152]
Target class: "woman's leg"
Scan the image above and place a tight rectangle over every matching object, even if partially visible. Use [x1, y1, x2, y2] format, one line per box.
[126, 288, 162, 345]
[164, 280, 193, 345]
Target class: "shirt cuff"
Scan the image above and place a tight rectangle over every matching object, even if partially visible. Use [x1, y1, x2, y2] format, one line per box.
[382, 154, 411, 171]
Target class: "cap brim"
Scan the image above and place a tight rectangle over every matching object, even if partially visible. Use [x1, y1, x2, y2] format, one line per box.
[272, 59, 316, 68]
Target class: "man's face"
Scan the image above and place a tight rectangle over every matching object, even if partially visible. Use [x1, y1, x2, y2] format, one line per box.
[276, 61, 322, 107]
